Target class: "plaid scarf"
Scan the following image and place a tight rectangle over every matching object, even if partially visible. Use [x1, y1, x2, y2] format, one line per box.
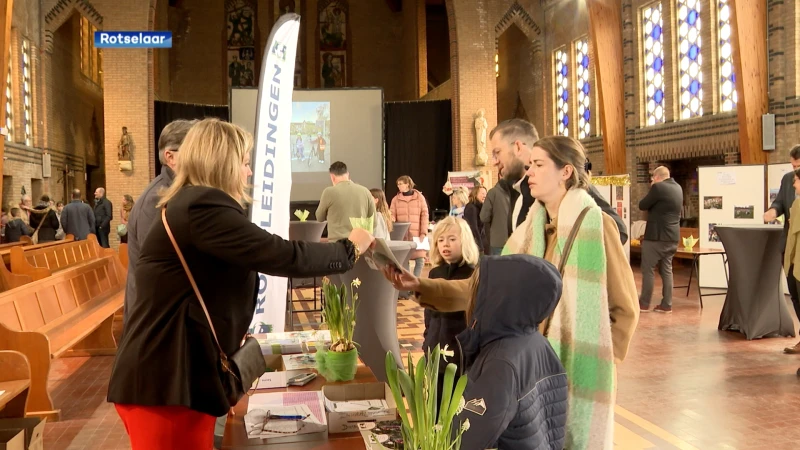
[504, 188, 615, 449]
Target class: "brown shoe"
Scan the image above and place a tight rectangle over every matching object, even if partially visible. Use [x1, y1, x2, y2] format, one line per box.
[653, 305, 672, 313]
[784, 342, 800, 354]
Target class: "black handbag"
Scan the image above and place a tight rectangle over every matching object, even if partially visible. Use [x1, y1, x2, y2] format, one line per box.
[161, 208, 267, 405]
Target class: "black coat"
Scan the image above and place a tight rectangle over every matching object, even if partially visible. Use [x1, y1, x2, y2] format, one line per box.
[107, 186, 357, 416]
[639, 177, 683, 243]
[770, 170, 796, 250]
[423, 261, 475, 374]
[5, 218, 33, 242]
[29, 206, 60, 242]
[94, 197, 113, 231]
[457, 255, 567, 450]
[463, 201, 488, 253]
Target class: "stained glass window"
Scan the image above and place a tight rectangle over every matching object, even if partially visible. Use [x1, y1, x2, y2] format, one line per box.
[5, 45, 12, 142]
[555, 48, 569, 136]
[642, 3, 665, 125]
[677, 0, 702, 118]
[22, 39, 31, 146]
[718, 0, 736, 111]
[575, 38, 591, 139]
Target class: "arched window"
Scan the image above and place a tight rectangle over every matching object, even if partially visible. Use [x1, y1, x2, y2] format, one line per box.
[555, 47, 569, 136]
[5, 45, 12, 142]
[575, 37, 591, 139]
[642, 3, 665, 125]
[22, 39, 31, 146]
[718, 0, 736, 111]
[677, 0, 702, 118]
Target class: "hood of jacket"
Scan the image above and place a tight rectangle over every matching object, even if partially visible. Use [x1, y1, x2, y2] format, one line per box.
[457, 254, 562, 368]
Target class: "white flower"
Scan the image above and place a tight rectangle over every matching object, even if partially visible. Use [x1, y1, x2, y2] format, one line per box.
[455, 397, 465, 415]
[434, 424, 443, 433]
[353, 278, 361, 288]
[441, 344, 455, 362]
[461, 419, 470, 432]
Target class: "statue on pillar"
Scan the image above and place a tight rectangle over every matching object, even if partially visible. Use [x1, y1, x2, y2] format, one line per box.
[118, 126, 134, 172]
[474, 108, 488, 166]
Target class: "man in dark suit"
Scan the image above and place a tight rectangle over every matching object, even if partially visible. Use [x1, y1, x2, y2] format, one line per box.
[638, 166, 683, 313]
[93, 187, 113, 248]
[764, 144, 800, 353]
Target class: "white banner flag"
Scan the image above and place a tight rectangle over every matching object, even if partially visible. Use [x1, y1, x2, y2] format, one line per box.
[249, 14, 301, 333]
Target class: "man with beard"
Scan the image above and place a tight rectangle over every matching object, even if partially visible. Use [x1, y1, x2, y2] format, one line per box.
[489, 119, 628, 244]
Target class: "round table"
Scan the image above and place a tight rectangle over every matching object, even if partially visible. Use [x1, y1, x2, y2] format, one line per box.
[715, 224, 795, 340]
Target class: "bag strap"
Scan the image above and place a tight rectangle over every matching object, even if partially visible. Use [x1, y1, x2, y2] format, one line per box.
[31, 208, 49, 235]
[161, 208, 230, 364]
[544, 206, 592, 337]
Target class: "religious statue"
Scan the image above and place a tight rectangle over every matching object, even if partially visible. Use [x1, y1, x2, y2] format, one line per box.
[118, 127, 134, 171]
[474, 108, 488, 166]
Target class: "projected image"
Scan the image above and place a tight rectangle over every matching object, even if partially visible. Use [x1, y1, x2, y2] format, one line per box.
[290, 102, 331, 172]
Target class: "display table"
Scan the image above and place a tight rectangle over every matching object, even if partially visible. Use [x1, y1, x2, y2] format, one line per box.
[715, 225, 796, 340]
[222, 364, 377, 449]
[673, 247, 727, 308]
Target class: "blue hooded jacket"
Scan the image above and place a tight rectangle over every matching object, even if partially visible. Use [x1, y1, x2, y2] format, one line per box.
[456, 254, 568, 450]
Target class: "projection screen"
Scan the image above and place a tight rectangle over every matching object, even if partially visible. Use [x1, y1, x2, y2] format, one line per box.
[230, 87, 384, 202]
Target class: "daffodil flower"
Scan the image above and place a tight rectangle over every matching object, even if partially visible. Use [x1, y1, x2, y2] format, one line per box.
[353, 278, 361, 288]
[461, 418, 470, 432]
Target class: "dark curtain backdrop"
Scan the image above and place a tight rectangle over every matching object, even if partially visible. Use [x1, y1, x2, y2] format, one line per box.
[384, 100, 452, 218]
[153, 101, 229, 176]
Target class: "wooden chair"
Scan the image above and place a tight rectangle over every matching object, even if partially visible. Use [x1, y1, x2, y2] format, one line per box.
[0, 253, 126, 420]
[0, 350, 30, 418]
[10, 234, 100, 281]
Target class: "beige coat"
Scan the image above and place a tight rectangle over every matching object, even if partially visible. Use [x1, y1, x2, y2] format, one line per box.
[784, 199, 800, 279]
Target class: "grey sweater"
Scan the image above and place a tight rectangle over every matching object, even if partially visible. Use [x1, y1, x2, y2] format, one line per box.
[480, 180, 511, 249]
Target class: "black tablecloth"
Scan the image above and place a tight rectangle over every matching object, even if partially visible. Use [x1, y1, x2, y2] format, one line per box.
[716, 225, 795, 340]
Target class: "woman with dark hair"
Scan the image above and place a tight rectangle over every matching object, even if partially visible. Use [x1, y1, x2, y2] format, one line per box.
[463, 185, 489, 254]
[29, 194, 60, 243]
[389, 175, 429, 297]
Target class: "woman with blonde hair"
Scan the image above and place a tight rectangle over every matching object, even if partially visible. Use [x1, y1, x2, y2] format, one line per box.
[382, 136, 638, 449]
[119, 194, 134, 243]
[107, 118, 374, 450]
[449, 187, 469, 218]
[369, 188, 393, 240]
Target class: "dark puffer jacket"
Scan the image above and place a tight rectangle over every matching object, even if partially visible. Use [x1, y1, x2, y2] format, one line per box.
[423, 261, 475, 374]
[457, 255, 568, 450]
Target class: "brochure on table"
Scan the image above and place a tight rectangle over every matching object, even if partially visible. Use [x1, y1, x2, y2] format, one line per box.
[768, 163, 792, 295]
[591, 174, 631, 261]
[698, 165, 765, 288]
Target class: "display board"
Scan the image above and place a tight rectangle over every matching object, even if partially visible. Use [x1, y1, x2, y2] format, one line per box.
[768, 163, 793, 295]
[591, 174, 631, 260]
[698, 165, 765, 288]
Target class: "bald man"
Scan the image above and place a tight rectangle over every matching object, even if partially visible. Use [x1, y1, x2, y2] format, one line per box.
[638, 166, 683, 313]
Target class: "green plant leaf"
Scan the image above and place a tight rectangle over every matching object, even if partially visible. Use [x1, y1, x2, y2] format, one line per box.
[385, 352, 410, 431]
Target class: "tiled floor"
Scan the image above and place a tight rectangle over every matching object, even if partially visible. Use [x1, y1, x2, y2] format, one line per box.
[39, 262, 800, 449]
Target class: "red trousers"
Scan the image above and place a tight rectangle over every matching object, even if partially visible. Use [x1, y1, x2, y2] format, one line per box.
[115, 404, 216, 450]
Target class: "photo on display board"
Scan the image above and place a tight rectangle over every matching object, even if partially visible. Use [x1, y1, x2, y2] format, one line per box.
[703, 196, 723, 210]
[290, 102, 331, 173]
[615, 186, 623, 199]
[708, 223, 720, 243]
[733, 205, 754, 219]
[769, 188, 779, 204]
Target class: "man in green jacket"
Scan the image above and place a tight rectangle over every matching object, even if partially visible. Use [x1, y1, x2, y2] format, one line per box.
[316, 161, 376, 241]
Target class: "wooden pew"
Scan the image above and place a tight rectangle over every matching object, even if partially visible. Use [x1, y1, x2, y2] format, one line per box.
[118, 243, 128, 270]
[0, 242, 25, 251]
[0, 235, 75, 267]
[0, 253, 126, 420]
[10, 234, 100, 281]
[0, 350, 30, 418]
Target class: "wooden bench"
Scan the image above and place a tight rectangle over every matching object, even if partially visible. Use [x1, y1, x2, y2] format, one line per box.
[0, 237, 78, 292]
[118, 243, 128, 270]
[10, 234, 100, 281]
[0, 252, 126, 420]
[0, 350, 31, 418]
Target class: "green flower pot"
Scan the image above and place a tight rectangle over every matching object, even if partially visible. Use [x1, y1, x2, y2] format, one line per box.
[316, 345, 358, 381]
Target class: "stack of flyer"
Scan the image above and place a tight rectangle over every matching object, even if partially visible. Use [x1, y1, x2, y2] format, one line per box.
[256, 330, 331, 355]
[244, 391, 328, 444]
[358, 421, 405, 449]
